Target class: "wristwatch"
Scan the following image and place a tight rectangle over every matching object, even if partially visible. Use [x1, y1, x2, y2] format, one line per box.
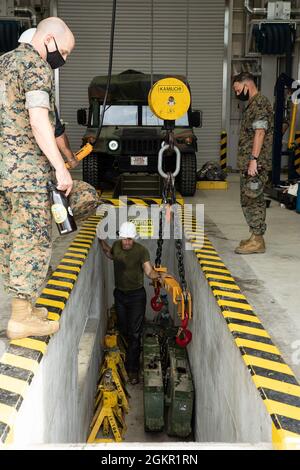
[249, 155, 258, 161]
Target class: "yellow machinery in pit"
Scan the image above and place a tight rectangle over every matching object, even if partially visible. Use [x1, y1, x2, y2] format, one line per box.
[88, 310, 129, 443]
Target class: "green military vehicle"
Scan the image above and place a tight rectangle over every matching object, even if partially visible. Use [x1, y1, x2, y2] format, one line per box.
[77, 70, 201, 196]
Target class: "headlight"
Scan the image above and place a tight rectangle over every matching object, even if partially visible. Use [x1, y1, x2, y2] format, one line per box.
[108, 140, 119, 151]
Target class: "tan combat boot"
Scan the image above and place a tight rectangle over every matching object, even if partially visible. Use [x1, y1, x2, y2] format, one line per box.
[235, 235, 265, 254]
[239, 233, 254, 247]
[6, 299, 59, 340]
[32, 304, 48, 320]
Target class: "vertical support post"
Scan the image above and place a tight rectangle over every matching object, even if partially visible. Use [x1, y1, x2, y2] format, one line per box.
[295, 131, 300, 176]
[288, 103, 298, 150]
[220, 131, 227, 174]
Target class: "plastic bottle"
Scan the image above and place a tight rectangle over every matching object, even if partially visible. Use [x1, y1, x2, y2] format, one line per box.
[48, 181, 77, 235]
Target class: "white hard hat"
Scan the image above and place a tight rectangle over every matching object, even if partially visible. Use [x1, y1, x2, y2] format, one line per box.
[119, 222, 137, 239]
[18, 28, 36, 44]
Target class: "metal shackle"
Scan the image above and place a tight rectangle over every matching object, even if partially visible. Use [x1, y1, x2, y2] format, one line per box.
[158, 145, 181, 179]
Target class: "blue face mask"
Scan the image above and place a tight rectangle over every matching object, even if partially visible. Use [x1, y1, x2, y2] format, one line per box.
[45, 37, 65, 69]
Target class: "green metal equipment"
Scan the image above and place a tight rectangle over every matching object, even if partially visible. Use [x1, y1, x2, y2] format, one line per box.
[143, 324, 164, 432]
[143, 323, 194, 438]
[165, 338, 194, 438]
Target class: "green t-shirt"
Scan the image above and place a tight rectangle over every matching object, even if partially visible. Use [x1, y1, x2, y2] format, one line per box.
[112, 240, 150, 292]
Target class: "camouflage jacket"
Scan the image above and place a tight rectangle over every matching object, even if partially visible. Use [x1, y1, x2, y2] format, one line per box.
[237, 93, 274, 171]
[0, 43, 55, 192]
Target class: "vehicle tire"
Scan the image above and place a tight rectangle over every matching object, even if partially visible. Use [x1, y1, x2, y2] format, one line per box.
[82, 153, 100, 189]
[178, 153, 197, 196]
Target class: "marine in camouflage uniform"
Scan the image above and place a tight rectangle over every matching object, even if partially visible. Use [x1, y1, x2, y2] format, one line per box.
[0, 43, 99, 302]
[0, 42, 55, 301]
[233, 72, 273, 255]
[237, 92, 273, 236]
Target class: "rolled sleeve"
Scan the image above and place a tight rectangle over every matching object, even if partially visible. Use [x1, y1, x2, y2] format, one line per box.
[25, 90, 50, 110]
[252, 119, 268, 131]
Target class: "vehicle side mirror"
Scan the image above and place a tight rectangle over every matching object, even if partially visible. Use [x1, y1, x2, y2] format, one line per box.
[77, 108, 87, 126]
[190, 110, 202, 128]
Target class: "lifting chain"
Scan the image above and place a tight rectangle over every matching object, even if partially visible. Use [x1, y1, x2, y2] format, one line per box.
[175, 231, 192, 349]
[155, 207, 164, 268]
[158, 120, 181, 180]
[175, 238, 188, 298]
[151, 121, 192, 347]
[152, 208, 164, 312]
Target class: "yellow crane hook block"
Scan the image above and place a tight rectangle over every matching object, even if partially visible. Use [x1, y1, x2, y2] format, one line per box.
[154, 267, 192, 320]
[148, 77, 191, 121]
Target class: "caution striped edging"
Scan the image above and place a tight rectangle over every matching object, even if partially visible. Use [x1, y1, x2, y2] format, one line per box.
[183, 216, 300, 449]
[97, 197, 184, 207]
[294, 131, 300, 175]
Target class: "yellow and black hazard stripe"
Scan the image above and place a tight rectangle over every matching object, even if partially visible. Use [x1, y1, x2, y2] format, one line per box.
[0, 215, 102, 444]
[98, 197, 184, 206]
[294, 131, 300, 176]
[220, 130, 227, 172]
[183, 216, 300, 449]
[36, 217, 100, 321]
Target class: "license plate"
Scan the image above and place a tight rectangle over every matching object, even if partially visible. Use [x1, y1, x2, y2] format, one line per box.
[130, 156, 148, 166]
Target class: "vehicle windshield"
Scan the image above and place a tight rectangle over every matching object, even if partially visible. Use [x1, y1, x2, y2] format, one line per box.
[142, 106, 189, 126]
[97, 105, 189, 126]
[99, 105, 138, 125]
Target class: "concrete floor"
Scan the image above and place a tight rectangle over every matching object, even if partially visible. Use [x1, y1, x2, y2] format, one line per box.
[187, 173, 300, 383]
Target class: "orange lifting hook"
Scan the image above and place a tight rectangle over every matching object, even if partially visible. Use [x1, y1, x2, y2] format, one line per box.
[176, 310, 192, 348]
[150, 267, 193, 348]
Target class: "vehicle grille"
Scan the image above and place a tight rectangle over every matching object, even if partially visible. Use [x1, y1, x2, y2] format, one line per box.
[122, 139, 160, 155]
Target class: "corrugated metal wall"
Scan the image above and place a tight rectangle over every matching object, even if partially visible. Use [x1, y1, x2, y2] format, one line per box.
[57, 0, 225, 172]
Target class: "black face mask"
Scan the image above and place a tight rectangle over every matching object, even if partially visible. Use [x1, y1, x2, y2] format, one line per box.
[236, 85, 249, 102]
[45, 37, 65, 69]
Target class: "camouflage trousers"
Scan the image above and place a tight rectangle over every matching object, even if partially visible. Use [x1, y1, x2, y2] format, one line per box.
[240, 171, 269, 236]
[0, 180, 99, 300]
